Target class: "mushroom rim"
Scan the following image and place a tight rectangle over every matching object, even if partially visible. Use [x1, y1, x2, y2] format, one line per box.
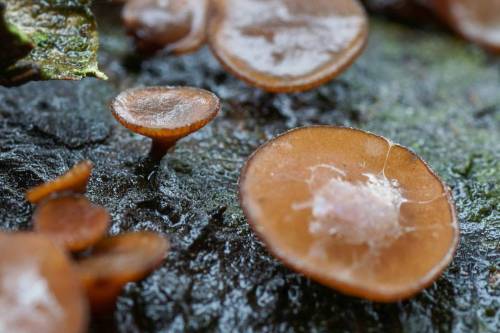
[25, 160, 93, 204]
[207, 1, 369, 93]
[238, 125, 459, 302]
[432, 0, 500, 54]
[78, 232, 170, 283]
[109, 85, 221, 139]
[32, 193, 111, 251]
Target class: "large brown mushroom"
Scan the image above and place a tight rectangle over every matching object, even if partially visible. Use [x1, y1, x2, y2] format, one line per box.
[123, 0, 210, 54]
[32, 194, 111, 252]
[0, 233, 88, 333]
[208, 0, 369, 92]
[433, 0, 500, 53]
[26, 160, 93, 204]
[77, 232, 170, 313]
[110, 86, 220, 160]
[239, 126, 459, 302]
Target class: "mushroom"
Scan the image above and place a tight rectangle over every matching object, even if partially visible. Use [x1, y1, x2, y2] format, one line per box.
[77, 232, 170, 313]
[0, 232, 88, 333]
[32, 194, 110, 252]
[123, 0, 210, 54]
[110, 86, 220, 160]
[433, 0, 500, 53]
[208, 0, 368, 92]
[239, 126, 459, 302]
[26, 160, 93, 204]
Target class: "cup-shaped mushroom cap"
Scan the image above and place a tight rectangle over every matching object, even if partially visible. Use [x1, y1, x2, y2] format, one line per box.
[111, 86, 220, 141]
[433, 0, 500, 53]
[26, 160, 93, 204]
[0, 233, 88, 333]
[208, 0, 368, 92]
[33, 194, 111, 252]
[77, 232, 169, 313]
[123, 0, 210, 54]
[239, 126, 459, 302]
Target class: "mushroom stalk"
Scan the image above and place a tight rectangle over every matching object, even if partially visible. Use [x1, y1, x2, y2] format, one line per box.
[149, 139, 177, 160]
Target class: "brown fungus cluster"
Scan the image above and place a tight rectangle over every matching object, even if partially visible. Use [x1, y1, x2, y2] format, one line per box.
[1, 161, 171, 331]
[110, 86, 220, 160]
[120, 0, 500, 92]
[121, 0, 369, 92]
[239, 127, 459, 301]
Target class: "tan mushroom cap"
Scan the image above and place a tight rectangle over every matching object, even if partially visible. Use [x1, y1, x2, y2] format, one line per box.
[77, 232, 170, 312]
[33, 194, 110, 252]
[208, 0, 368, 92]
[26, 160, 93, 204]
[433, 0, 500, 53]
[239, 126, 459, 302]
[0, 232, 88, 333]
[111, 86, 220, 141]
[123, 0, 210, 54]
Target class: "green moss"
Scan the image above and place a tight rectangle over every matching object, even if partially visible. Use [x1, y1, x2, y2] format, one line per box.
[0, 0, 106, 86]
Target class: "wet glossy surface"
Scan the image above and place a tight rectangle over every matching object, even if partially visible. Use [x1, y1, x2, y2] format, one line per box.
[123, 0, 210, 54]
[239, 127, 459, 301]
[209, 0, 368, 92]
[78, 232, 169, 312]
[0, 233, 88, 333]
[111, 86, 220, 140]
[33, 194, 110, 252]
[1, 12, 499, 331]
[434, 0, 500, 52]
[26, 160, 93, 204]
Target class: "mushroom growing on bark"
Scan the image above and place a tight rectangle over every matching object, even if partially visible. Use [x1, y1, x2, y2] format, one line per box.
[110, 86, 220, 160]
[239, 126, 459, 302]
[208, 0, 369, 92]
[123, 0, 210, 54]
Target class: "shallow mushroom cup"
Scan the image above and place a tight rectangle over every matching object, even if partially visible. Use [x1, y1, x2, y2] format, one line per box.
[110, 86, 220, 160]
[239, 126, 459, 302]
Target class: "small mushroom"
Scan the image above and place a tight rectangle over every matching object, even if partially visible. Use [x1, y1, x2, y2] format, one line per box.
[433, 0, 500, 53]
[0, 233, 88, 333]
[239, 126, 459, 302]
[110, 86, 220, 160]
[123, 0, 210, 54]
[208, 0, 368, 92]
[26, 160, 93, 204]
[77, 232, 169, 313]
[32, 194, 110, 252]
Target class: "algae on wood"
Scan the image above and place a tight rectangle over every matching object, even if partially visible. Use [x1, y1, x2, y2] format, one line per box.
[0, 0, 105, 86]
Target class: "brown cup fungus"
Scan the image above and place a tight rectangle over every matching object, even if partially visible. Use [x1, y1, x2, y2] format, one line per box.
[32, 194, 111, 252]
[239, 126, 459, 302]
[77, 232, 170, 312]
[123, 0, 210, 54]
[26, 160, 93, 204]
[208, 0, 368, 92]
[433, 0, 500, 53]
[110, 86, 220, 160]
[0, 233, 88, 333]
